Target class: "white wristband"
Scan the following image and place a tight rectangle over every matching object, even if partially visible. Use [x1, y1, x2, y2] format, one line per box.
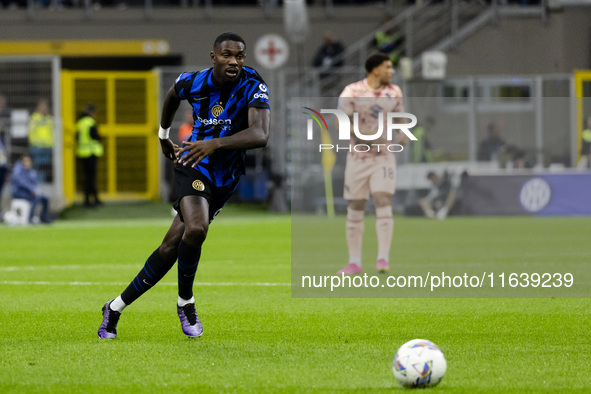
[158, 126, 170, 140]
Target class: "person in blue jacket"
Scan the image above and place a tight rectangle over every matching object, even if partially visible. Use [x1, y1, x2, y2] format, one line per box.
[11, 153, 51, 224]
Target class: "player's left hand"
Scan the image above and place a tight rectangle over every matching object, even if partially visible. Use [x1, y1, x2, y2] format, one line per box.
[178, 140, 220, 167]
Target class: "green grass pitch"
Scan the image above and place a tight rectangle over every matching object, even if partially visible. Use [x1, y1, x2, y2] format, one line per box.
[1, 203, 590, 392]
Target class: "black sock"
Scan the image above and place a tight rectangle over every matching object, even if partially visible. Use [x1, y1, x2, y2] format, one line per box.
[177, 239, 202, 300]
[121, 249, 176, 305]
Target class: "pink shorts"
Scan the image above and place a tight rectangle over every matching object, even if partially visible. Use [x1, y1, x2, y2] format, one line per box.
[343, 153, 397, 200]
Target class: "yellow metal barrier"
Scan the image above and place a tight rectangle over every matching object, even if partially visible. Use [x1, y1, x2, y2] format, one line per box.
[62, 70, 159, 204]
[0, 40, 169, 56]
[574, 70, 591, 164]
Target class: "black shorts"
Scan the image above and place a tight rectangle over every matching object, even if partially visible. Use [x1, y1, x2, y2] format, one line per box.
[172, 164, 239, 223]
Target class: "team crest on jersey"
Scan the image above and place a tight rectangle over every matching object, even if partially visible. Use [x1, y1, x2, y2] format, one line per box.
[192, 180, 205, 191]
[211, 104, 224, 118]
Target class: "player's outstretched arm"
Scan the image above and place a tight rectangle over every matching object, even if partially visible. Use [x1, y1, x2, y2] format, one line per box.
[158, 85, 182, 161]
[179, 107, 270, 167]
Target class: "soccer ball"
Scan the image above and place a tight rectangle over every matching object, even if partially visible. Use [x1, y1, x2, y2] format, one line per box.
[392, 339, 446, 388]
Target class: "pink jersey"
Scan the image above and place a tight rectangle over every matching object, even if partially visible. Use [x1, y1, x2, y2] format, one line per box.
[338, 78, 404, 158]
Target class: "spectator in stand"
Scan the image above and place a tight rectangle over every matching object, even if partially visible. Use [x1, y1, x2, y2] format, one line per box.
[0, 95, 10, 131]
[477, 121, 506, 163]
[373, 17, 404, 67]
[0, 124, 8, 207]
[577, 116, 591, 169]
[504, 145, 533, 169]
[312, 31, 345, 82]
[10, 153, 51, 224]
[411, 116, 434, 163]
[27, 99, 54, 183]
[0, 95, 9, 208]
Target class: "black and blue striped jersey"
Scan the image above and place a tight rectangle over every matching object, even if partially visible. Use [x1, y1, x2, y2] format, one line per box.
[174, 66, 270, 187]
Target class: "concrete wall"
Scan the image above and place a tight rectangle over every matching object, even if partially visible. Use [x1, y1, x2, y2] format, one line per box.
[0, 5, 589, 74]
[0, 5, 387, 68]
[446, 7, 591, 76]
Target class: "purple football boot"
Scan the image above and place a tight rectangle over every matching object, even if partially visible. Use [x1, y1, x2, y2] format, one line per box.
[98, 300, 121, 339]
[177, 303, 203, 338]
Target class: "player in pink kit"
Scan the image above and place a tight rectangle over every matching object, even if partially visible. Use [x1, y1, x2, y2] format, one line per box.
[336, 53, 409, 275]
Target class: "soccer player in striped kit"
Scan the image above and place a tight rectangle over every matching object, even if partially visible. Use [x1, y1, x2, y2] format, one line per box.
[336, 53, 409, 275]
[98, 32, 271, 339]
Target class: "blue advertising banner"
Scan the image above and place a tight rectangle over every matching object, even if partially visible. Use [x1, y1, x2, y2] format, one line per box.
[461, 172, 591, 216]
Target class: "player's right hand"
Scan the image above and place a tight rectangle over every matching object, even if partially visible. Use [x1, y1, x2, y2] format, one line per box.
[159, 138, 179, 161]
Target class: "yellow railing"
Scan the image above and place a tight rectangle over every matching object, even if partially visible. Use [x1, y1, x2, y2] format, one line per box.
[574, 70, 591, 164]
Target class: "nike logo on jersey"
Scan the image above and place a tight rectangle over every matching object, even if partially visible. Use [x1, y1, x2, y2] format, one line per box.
[193, 97, 208, 102]
[183, 273, 196, 278]
[143, 279, 154, 286]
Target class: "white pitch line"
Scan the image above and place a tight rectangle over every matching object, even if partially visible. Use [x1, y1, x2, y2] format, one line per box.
[0, 258, 289, 272]
[0, 263, 233, 272]
[0, 264, 138, 272]
[0, 280, 291, 287]
[44, 216, 289, 229]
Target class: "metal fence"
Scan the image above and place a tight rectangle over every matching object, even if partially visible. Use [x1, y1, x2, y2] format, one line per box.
[285, 71, 575, 165]
[286, 70, 576, 212]
[402, 74, 574, 167]
[0, 55, 578, 215]
[0, 56, 62, 212]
